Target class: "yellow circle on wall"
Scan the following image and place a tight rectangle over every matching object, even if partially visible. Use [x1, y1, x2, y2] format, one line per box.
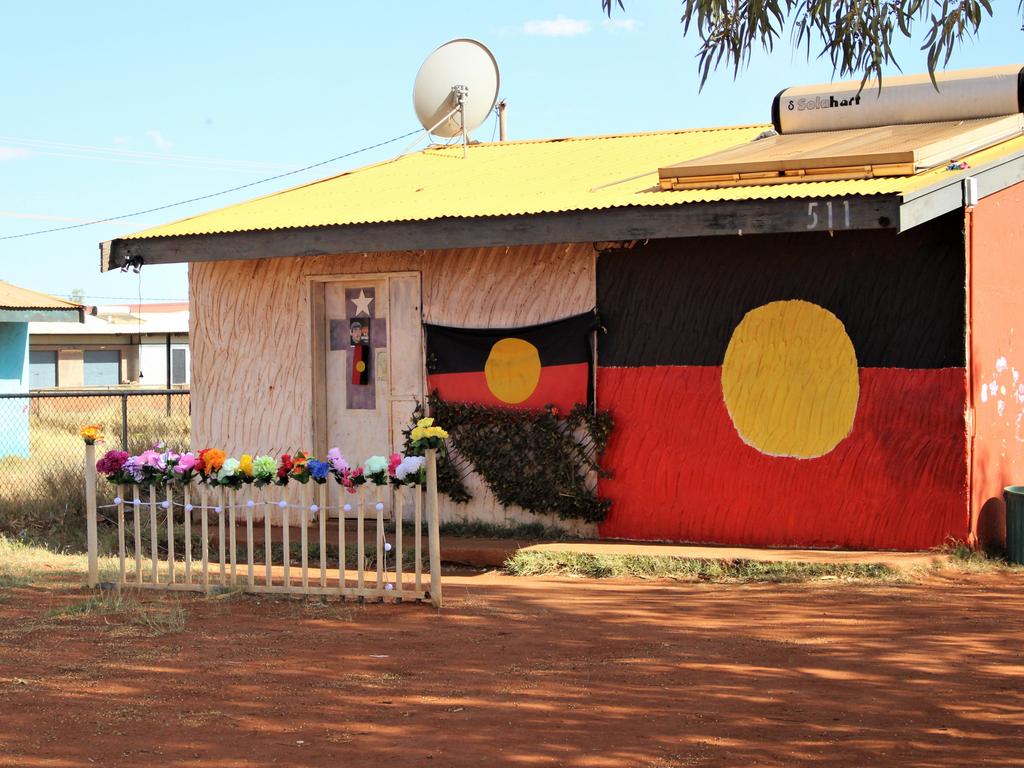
[721, 300, 859, 459]
[485, 338, 542, 404]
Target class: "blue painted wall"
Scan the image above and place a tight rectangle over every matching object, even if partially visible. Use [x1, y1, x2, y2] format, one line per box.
[0, 322, 30, 458]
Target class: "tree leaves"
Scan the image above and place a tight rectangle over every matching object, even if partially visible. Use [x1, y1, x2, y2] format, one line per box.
[602, 0, 1018, 90]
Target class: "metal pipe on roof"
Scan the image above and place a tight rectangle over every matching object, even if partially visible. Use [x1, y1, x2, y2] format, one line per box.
[498, 100, 507, 141]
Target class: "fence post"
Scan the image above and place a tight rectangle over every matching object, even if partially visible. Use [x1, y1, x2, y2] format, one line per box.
[84, 442, 98, 588]
[425, 448, 442, 608]
[120, 393, 128, 451]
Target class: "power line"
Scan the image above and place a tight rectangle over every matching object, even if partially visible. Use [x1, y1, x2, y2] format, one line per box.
[0, 127, 421, 242]
[0, 134, 292, 171]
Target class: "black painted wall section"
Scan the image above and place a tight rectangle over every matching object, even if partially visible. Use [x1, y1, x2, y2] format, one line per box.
[597, 210, 966, 369]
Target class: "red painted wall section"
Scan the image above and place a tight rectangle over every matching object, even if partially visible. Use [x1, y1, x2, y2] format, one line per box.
[598, 366, 966, 549]
[968, 180, 1024, 550]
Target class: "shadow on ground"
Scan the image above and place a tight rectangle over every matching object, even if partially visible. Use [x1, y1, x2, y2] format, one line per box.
[1, 570, 1023, 767]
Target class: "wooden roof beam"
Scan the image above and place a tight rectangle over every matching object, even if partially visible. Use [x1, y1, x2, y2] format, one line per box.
[100, 195, 901, 271]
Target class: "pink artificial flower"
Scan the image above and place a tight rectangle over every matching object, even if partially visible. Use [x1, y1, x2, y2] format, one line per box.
[96, 450, 129, 476]
[327, 447, 349, 474]
[387, 453, 402, 476]
[138, 449, 162, 467]
[174, 453, 198, 473]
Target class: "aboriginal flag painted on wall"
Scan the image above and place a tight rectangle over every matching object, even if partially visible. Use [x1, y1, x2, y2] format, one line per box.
[425, 312, 598, 412]
[596, 211, 969, 551]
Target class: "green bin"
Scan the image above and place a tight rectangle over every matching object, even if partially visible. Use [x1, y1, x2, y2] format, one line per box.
[1002, 486, 1024, 564]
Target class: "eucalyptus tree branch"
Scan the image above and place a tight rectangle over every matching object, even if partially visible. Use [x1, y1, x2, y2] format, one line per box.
[601, 0, 1022, 90]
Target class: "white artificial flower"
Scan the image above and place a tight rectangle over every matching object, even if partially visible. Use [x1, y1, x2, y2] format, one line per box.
[394, 455, 426, 481]
[218, 457, 240, 480]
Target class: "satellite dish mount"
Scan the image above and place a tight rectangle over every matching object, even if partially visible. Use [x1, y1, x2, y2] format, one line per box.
[409, 39, 500, 158]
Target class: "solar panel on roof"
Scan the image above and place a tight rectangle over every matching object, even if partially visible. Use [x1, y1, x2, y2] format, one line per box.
[658, 114, 1024, 191]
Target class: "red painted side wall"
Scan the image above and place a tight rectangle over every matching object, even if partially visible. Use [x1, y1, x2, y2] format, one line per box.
[968, 180, 1024, 550]
[598, 366, 966, 549]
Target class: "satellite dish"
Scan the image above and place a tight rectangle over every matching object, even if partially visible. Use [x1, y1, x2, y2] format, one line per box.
[413, 39, 500, 139]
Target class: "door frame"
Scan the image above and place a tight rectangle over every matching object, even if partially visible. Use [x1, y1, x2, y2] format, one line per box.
[307, 271, 424, 461]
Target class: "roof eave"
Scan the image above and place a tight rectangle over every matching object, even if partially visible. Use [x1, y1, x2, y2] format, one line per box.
[898, 145, 1024, 232]
[0, 307, 85, 323]
[100, 195, 903, 271]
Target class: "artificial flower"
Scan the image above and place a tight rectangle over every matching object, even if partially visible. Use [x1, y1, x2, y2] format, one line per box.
[411, 421, 449, 444]
[290, 451, 311, 484]
[79, 425, 104, 444]
[199, 448, 226, 473]
[364, 455, 388, 475]
[122, 456, 146, 483]
[308, 459, 329, 483]
[159, 450, 179, 471]
[277, 453, 293, 480]
[394, 455, 426, 484]
[327, 447, 348, 474]
[239, 453, 254, 477]
[387, 453, 402, 476]
[218, 457, 240, 482]
[252, 455, 277, 480]
[174, 453, 198, 474]
[138, 449, 163, 468]
[96, 449, 129, 476]
[363, 455, 390, 485]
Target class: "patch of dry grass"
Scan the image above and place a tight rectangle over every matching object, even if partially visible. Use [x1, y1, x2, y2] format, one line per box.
[47, 592, 187, 636]
[0, 534, 122, 587]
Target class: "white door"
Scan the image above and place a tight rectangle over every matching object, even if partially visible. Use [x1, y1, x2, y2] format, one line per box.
[324, 275, 423, 510]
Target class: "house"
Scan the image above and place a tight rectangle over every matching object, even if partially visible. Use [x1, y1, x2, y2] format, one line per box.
[29, 302, 189, 389]
[99, 66, 1024, 551]
[0, 281, 83, 456]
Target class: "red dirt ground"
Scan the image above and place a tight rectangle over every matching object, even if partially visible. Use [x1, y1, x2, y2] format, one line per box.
[1, 570, 1023, 767]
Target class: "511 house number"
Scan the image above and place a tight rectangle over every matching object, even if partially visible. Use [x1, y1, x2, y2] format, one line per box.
[806, 200, 851, 230]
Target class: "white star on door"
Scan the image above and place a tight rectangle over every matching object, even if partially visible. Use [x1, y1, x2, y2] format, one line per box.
[350, 289, 374, 316]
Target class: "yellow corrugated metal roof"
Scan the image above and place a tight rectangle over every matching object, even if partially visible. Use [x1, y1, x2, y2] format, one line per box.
[123, 125, 1024, 240]
[0, 280, 82, 311]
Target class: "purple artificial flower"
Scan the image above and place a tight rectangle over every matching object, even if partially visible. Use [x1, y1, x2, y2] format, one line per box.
[123, 456, 146, 483]
[327, 447, 349, 474]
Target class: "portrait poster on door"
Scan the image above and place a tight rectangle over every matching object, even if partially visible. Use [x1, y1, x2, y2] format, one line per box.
[328, 286, 386, 410]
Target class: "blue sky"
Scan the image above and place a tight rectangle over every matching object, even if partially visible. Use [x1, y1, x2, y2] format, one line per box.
[2, 1, 1021, 304]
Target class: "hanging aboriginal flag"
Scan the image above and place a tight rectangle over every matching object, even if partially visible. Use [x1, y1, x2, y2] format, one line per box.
[595, 213, 969, 551]
[425, 312, 599, 412]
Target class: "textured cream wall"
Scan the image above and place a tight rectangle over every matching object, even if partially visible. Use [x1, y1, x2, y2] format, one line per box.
[189, 243, 598, 533]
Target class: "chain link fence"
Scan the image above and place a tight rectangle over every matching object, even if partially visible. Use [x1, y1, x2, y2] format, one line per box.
[0, 390, 190, 546]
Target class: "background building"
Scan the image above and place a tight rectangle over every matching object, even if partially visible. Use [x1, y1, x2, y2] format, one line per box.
[29, 302, 189, 389]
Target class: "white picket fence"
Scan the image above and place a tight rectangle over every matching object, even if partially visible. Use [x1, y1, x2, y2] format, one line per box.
[84, 446, 443, 607]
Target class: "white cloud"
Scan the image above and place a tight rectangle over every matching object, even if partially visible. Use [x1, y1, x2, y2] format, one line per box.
[602, 18, 638, 32]
[144, 129, 173, 152]
[522, 16, 591, 37]
[0, 147, 33, 161]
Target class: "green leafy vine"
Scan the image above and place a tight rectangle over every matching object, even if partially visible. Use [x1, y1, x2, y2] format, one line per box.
[402, 393, 614, 523]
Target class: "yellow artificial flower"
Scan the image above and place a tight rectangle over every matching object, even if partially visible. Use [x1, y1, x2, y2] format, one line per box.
[239, 454, 254, 477]
[425, 426, 449, 439]
[79, 425, 104, 444]
[416, 417, 435, 429]
[411, 426, 426, 442]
